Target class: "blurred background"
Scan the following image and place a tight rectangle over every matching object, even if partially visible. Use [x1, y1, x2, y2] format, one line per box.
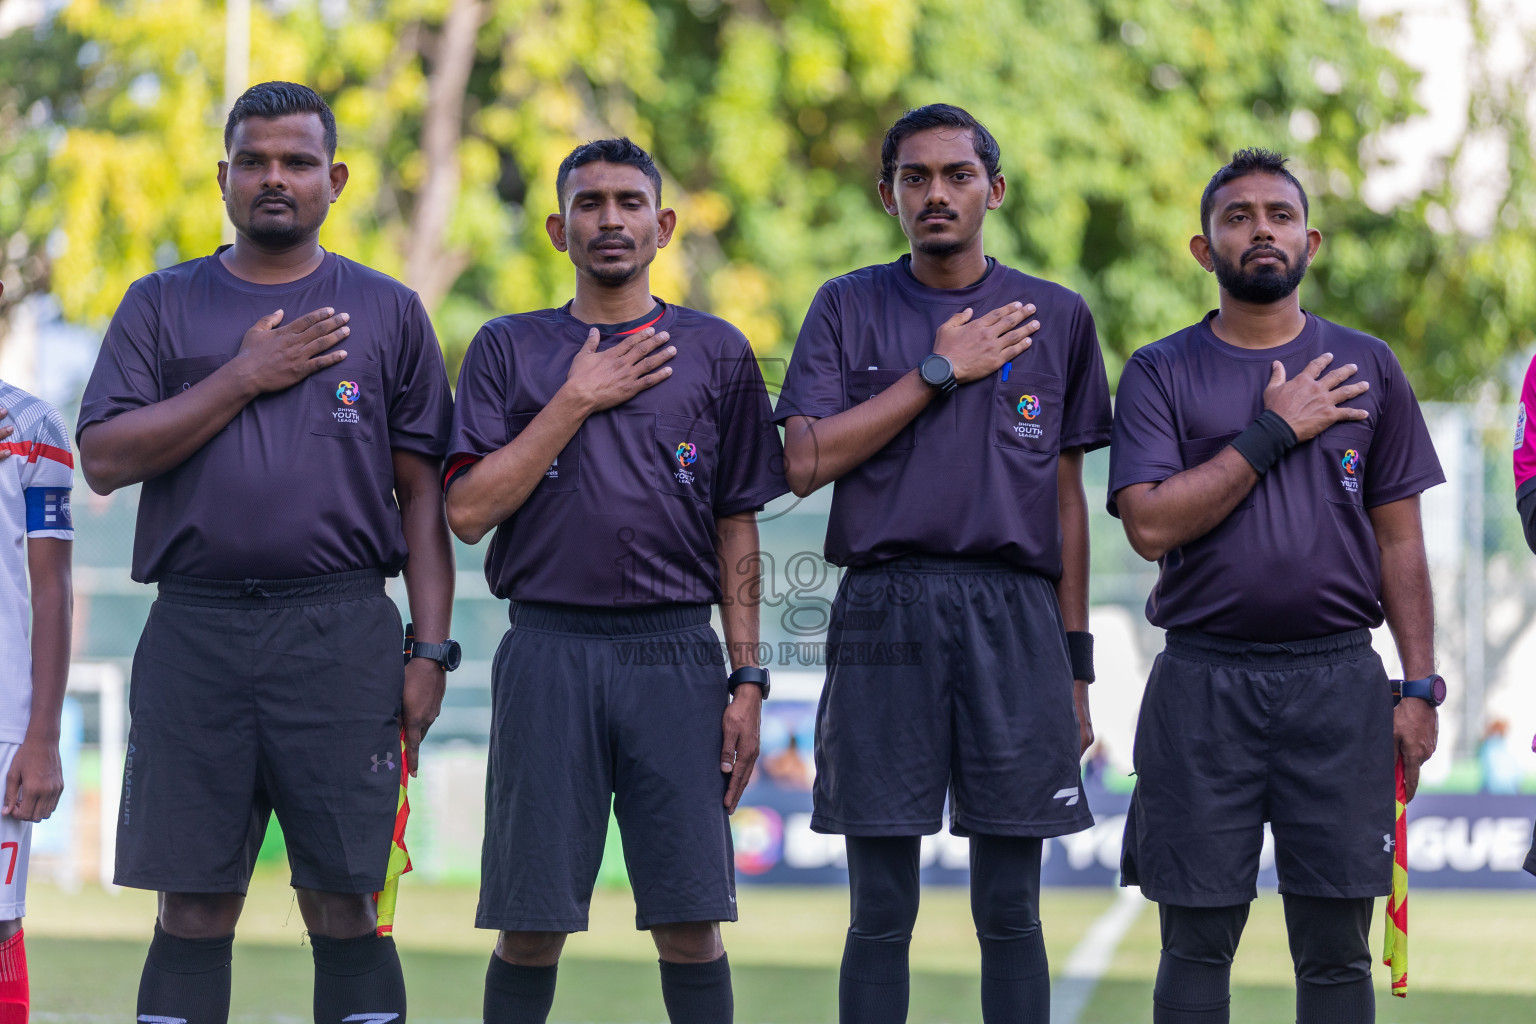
[6, 0, 1536, 1021]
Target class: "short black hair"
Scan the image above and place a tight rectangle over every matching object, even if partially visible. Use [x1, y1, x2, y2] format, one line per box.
[556, 137, 662, 211]
[880, 103, 1002, 184]
[1200, 148, 1309, 235]
[224, 81, 337, 160]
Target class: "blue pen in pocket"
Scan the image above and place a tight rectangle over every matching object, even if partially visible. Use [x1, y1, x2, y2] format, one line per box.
[1000, 362, 1011, 382]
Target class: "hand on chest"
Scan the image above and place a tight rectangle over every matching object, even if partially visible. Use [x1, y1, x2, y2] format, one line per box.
[1176, 355, 1381, 501]
[846, 314, 1071, 453]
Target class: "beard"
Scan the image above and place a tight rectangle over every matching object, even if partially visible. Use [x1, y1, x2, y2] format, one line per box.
[915, 237, 966, 258]
[233, 195, 323, 249]
[584, 261, 645, 286]
[581, 232, 650, 286]
[243, 218, 317, 248]
[1211, 243, 1309, 304]
[911, 209, 967, 258]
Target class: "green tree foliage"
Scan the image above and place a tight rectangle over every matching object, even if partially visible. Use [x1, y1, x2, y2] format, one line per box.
[0, 15, 86, 331]
[3, 0, 1533, 396]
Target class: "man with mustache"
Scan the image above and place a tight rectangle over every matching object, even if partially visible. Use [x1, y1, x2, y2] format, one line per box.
[777, 104, 1110, 1023]
[78, 81, 455, 1024]
[445, 138, 786, 1024]
[1109, 148, 1443, 1024]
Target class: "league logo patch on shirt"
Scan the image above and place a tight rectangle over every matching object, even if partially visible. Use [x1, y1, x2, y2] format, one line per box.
[1516, 402, 1527, 451]
[1340, 448, 1362, 494]
[675, 441, 698, 485]
[1013, 394, 1044, 439]
[333, 380, 362, 425]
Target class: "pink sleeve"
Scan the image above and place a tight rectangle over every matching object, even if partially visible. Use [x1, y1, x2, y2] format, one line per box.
[1515, 355, 1536, 490]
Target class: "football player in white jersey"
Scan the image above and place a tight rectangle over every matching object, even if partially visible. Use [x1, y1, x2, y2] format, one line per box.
[0, 281, 75, 1024]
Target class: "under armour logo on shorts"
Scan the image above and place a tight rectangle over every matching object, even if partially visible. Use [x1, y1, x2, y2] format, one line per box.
[1383, 833, 1395, 853]
[370, 753, 396, 773]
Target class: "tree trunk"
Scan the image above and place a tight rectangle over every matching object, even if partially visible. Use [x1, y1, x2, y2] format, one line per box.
[404, 0, 483, 309]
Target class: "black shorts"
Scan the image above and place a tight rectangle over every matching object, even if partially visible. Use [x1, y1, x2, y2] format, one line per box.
[114, 570, 404, 895]
[1122, 628, 1394, 906]
[476, 602, 737, 933]
[811, 556, 1092, 839]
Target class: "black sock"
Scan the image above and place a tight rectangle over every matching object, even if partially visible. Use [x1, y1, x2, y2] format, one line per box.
[1153, 903, 1248, 1024]
[839, 935, 909, 1024]
[658, 954, 732, 1024]
[969, 835, 1048, 1024]
[979, 933, 1049, 1023]
[1296, 977, 1373, 1024]
[1153, 954, 1232, 1023]
[483, 955, 558, 1024]
[310, 933, 407, 1024]
[137, 921, 235, 1024]
[1284, 895, 1375, 1024]
[841, 835, 920, 1024]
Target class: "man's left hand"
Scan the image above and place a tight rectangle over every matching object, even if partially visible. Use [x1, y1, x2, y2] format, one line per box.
[720, 685, 762, 813]
[1394, 697, 1438, 801]
[1074, 680, 1094, 756]
[402, 657, 447, 777]
[2, 735, 64, 822]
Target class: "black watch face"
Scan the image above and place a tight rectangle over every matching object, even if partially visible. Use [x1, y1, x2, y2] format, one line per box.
[443, 640, 463, 672]
[921, 355, 948, 385]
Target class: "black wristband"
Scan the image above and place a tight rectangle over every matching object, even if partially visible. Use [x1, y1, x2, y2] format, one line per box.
[1066, 631, 1094, 683]
[728, 665, 770, 700]
[1229, 410, 1298, 476]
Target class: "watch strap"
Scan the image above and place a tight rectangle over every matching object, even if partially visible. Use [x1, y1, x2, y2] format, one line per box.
[728, 665, 770, 699]
[404, 622, 460, 670]
[410, 640, 451, 663]
[1392, 675, 1445, 706]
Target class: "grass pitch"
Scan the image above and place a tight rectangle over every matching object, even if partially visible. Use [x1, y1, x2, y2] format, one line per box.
[23, 872, 1536, 1022]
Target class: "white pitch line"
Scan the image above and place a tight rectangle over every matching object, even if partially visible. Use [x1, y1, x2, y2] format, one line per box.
[1053, 885, 1147, 1024]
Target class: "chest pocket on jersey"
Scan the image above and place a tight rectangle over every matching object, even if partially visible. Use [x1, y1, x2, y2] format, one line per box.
[654, 412, 716, 502]
[508, 412, 581, 493]
[1178, 432, 1253, 510]
[309, 368, 381, 443]
[160, 355, 229, 399]
[993, 371, 1063, 454]
[847, 369, 915, 454]
[1319, 422, 1374, 506]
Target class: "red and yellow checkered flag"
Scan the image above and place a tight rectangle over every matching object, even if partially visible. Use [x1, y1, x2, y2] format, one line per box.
[1382, 756, 1408, 997]
[372, 730, 413, 936]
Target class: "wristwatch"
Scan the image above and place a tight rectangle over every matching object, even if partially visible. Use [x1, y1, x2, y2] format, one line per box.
[918, 353, 958, 394]
[1392, 674, 1446, 707]
[404, 622, 462, 671]
[728, 665, 771, 699]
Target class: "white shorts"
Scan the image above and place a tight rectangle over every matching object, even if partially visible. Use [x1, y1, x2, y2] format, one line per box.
[0, 743, 31, 919]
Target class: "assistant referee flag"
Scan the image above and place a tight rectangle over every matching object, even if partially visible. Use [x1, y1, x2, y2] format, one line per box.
[1383, 757, 1408, 997]
[373, 730, 413, 936]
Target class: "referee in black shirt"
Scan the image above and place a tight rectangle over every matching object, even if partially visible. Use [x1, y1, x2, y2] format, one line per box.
[78, 84, 455, 1024]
